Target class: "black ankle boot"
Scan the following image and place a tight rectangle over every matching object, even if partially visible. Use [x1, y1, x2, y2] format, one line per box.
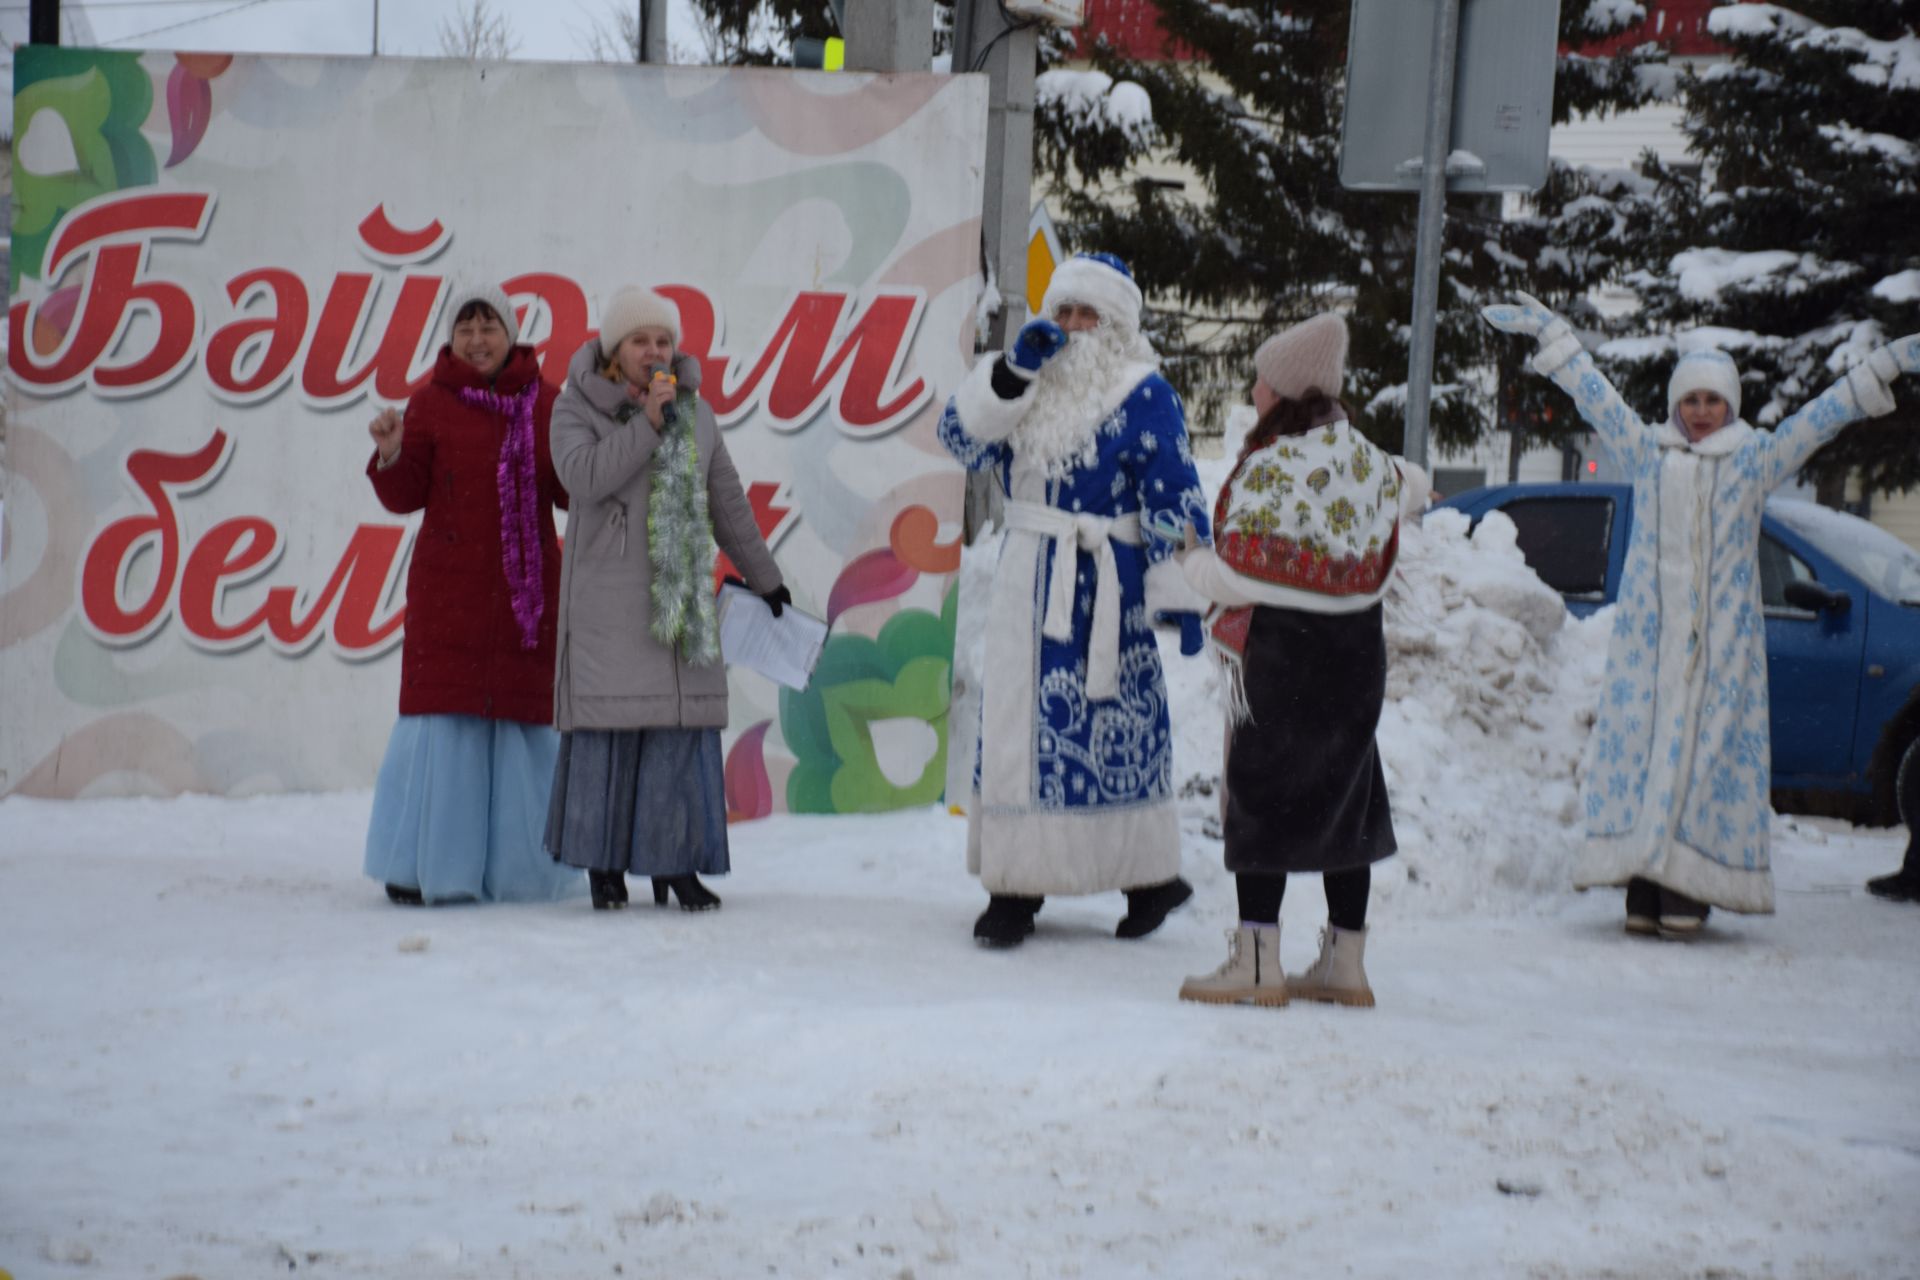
[1866, 860, 1920, 902]
[1625, 877, 1660, 936]
[385, 883, 424, 907]
[589, 870, 629, 911]
[1116, 877, 1193, 939]
[1657, 885, 1710, 937]
[973, 894, 1043, 947]
[654, 874, 721, 912]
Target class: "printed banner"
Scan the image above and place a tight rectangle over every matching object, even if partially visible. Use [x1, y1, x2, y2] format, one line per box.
[1, 48, 986, 813]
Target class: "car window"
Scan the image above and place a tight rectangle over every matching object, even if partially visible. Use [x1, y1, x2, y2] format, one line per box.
[1766, 498, 1920, 605]
[1759, 534, 1816, 610]
[1500, 497, 1613, 599]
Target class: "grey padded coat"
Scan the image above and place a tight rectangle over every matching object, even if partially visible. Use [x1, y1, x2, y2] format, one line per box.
[548, 340, 783, 731]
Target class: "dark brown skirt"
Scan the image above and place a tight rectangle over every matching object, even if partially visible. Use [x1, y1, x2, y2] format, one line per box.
[1224, 603, 1397, 875]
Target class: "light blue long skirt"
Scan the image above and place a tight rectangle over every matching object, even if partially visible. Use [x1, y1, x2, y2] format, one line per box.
[365, 714, 586, 904]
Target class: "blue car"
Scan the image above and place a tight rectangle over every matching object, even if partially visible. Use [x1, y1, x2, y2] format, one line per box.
[1438, 482, 1920, 824]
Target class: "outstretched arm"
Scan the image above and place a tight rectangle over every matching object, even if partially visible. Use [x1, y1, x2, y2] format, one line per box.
[1482, 293, 1651, 468]
[1761, 335, 1919, 489]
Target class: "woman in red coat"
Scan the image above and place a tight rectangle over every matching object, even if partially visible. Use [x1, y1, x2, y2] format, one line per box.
[362, 283, 583, 905]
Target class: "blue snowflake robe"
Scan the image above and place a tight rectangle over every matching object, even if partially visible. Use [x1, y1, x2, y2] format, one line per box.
[1538, 344, 1888, 913]
[939, 355, 1211, 895]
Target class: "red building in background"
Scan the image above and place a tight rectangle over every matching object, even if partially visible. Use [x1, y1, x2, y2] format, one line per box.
[1073, 0, 1733, 63]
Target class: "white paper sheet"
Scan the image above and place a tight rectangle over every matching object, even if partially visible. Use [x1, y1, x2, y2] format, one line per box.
[718, 584, 829, 691]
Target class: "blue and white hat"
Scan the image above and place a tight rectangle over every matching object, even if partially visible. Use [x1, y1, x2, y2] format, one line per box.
[1040, 251, 1144, 335]
[1667, 348, 1741, 421]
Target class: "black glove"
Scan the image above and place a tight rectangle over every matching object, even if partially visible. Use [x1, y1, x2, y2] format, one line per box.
[762, 584, 791, 618]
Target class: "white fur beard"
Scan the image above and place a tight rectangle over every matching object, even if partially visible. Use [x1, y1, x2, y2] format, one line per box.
[1016, 329, 1133, 481]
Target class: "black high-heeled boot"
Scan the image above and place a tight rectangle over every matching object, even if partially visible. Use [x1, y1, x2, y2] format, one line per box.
[653, 874, 722, 912]
[590, 870, 629, 911]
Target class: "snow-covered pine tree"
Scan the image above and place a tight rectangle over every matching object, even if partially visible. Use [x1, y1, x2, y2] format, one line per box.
[1594, 1, 1919, 493]
[1033, 0, 1661, 452]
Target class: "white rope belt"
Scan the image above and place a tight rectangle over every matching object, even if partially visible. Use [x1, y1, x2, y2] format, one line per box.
[1003, 501, 1142, 701]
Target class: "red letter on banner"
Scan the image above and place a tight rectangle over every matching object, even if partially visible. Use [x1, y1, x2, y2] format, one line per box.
[667, 288, 927, 436]
[261, 524, 409, 653]
[79, 431, 231, 644]
[204, 269, 310, 402]
[179, 517, 281, 647]
[7, 192, 214, 395]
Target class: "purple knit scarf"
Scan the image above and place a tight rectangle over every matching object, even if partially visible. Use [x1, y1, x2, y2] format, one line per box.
[459, 381, 544, 650]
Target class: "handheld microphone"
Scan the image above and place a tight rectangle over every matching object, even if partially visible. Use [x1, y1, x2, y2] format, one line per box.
[650, 364, 678, 427]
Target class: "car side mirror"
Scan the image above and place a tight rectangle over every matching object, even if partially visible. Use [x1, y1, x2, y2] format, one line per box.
[1782, 580, 1850, 614]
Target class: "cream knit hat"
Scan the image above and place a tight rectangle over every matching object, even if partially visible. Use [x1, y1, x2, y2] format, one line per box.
[597, 286, 681, 360]
[446, 282, 520, 347]
[1253, 313, 1348, 401]
[1667, 348, 1742, 422]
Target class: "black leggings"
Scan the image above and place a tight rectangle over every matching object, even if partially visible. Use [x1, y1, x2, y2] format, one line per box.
[1236, 868, 1370, 931]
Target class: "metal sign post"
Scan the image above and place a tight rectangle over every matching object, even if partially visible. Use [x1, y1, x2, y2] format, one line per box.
[1401, 0, 1461, 471]
[1340, 0, 1558, 469]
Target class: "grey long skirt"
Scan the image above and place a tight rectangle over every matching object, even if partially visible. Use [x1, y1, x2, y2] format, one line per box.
[544, 728, 730, 877]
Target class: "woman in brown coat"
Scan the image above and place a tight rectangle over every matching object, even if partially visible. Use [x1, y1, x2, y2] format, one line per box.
[544, 286, 786, 911]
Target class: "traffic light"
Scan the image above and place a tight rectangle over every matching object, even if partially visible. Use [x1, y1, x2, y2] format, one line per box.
[794, 36, 845, 70]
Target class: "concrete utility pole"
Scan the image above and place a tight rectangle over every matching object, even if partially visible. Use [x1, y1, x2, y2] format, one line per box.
[950, 0, 1037, 542]
[30, 0, 59, 45]
[844, 0, 933, 73]
[636, 0, 668, 63]
[952, 0, 1037, 353]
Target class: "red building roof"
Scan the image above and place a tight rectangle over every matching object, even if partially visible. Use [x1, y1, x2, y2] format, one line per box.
[1073, 0, 1183, 62]
[1073, 1, 1736, 64]
[1574, 0, 1734, 58]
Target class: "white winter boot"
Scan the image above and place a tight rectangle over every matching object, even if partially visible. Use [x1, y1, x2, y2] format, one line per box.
[1288, 925, 1375, 1008]
[1178, 925, 1288, 1006]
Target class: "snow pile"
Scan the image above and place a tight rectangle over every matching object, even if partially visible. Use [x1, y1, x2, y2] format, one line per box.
[1035, 69, 1155, 144]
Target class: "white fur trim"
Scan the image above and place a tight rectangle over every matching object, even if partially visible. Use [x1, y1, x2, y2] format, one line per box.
[968, 796, 1181, 895]
[1846, 361, 1897, 418]
[1532, 332, 1584, 376]
[951, 355, 1033, 444]
[1655, 418, 1753, 457]
[1667, 349, 1742, 421]
[1145, 556, 1208, 618]
[1041, 257, 1144, 334]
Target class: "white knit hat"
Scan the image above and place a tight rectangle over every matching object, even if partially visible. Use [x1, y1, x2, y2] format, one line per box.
[446, 282, 520, 347]
[1667, 348, 1742, 421]
[1040, 252, 1144, 335]
[1253, 313, 1348, 401]
[597, 286, 681, 360]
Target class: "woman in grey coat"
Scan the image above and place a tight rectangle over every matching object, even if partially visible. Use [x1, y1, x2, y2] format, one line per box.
[545, 286, 787, 911]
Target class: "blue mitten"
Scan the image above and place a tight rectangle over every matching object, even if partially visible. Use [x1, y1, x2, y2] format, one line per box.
[1173, 612, 1205, 657]
[1007, 318, 1068, 379]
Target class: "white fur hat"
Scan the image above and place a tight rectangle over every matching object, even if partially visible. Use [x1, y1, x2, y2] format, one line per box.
[1040, 252, 1144, 335]
[1254, 313, 1348, 402]
[447, 282, 520, 347]
[1667, 348, 1742, 421]
[597, 286, 681, 359]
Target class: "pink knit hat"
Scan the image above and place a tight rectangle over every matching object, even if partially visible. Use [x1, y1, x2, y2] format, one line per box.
[1253, 313, 1348, 401]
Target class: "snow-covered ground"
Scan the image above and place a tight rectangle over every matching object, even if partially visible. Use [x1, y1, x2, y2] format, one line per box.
[5, 483, 1918, 1278]
[3, 794, 1916, 1279]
